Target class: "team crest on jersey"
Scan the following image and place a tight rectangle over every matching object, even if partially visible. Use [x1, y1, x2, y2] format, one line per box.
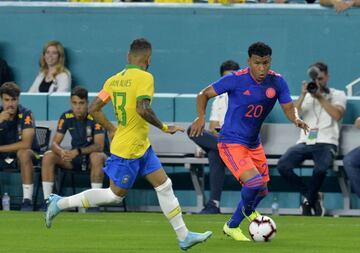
[24, 115, 32, 125]
[265, 88, 276, 99]
[122, 175, 130, 184]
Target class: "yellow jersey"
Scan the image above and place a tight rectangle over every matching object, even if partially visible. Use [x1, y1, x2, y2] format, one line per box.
[98, 64, 154, 159]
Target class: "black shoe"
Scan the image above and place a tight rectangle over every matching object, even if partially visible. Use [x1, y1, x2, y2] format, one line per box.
[312, 193, 325, 216]
[86, 207, 101, 213]
[199, 201, 220, 214]
[301, 200, 312, 216]
[20, 198, 33, 211]
[39, 200, 47, 212]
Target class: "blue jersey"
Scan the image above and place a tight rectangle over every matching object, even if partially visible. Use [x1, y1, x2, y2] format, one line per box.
[212, 67, 292, 148]
[57, 110, 106, 150]
[0, 105, 39, 153]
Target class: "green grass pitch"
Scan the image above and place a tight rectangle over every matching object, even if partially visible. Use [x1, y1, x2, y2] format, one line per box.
[0, 212, 359, 253]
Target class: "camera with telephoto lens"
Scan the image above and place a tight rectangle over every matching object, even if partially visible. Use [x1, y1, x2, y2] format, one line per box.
[307, 81, 318, 94]
[306, 66, 320, 94]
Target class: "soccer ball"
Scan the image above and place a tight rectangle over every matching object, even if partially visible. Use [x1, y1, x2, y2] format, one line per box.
[248, 215, 277, 242]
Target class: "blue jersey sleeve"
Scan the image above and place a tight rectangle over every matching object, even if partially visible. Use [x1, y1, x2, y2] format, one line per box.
[21, 110, 35, 130]
[212, 74, 237, 96]
[277, 77, 293, 104]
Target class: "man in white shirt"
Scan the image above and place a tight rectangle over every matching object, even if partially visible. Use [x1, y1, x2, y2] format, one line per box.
[187, 60, 239, 214]
[277, 62, 347, 216]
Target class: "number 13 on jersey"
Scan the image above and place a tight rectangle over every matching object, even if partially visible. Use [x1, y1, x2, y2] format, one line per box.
[113, 92, 127, 126]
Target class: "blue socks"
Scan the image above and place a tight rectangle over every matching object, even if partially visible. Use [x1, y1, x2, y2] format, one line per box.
[227, 174, 265, 228]
[252, 185, 268, 210]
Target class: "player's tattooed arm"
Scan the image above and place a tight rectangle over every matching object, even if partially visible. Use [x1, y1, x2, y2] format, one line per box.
[137, 99, 184, 134]
[136, 98, 163, 130]
[136, 99, 185, 134]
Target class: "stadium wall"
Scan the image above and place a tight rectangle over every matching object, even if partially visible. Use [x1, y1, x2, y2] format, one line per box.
[0, 3, 360, 95]
[17, 93, 360, 124]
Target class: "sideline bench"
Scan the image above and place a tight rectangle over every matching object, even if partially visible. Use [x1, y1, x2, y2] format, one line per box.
[37, 121, 359, 215]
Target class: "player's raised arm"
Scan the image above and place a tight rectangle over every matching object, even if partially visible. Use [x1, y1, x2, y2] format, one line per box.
[189, 85, 218, 137]
[136, 98, 184, 134]
[89, 95, 117, 139]
[281, 102, 309, 134]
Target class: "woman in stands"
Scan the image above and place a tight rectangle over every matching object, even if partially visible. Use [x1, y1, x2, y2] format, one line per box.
[28, 41, 71, 93]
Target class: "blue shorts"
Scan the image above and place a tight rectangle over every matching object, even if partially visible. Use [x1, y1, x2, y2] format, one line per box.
[103, 146, 162, 189]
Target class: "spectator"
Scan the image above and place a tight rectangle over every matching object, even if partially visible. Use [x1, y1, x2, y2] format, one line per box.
[0, 82, 40, 211]
[277, 62, 347, 216]
[320, 0, 360, 12]
[343, 117, 360, 198]
[187, 60, 240, 214]
[28, 41, 71, 93]
[0, 57, 12, 87]
[41, 87, 107, 205]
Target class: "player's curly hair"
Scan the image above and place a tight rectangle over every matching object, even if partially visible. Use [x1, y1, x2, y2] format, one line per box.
[248, 42, 272, 57]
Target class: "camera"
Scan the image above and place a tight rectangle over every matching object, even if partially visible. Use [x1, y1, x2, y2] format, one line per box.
[307, 81, 318, 94]
[306, 65, 320, 94]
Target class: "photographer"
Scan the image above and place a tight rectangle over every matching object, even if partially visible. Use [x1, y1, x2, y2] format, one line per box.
[277, 62, 346, 216]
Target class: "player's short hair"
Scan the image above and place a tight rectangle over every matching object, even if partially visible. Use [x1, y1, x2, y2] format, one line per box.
[310, 62, 328, 75]
[0, 82, 20, 98]
[129, 38, 152, 56]
[248, 42, 272, 57]
[220, 60, 240, 76]
[71, 86, 88, 101]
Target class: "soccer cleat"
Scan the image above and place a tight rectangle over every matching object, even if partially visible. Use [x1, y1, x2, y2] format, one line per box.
[45, 194, 62, 228]
[223, 223, 250, 241]
[39, 200, 48, 212]
[179, 231, 212, 251]
[20, 198, 34, 212]
[199, 200, 220, 214]
[312, 193, 325, 216]
[300, 200, 312, 216]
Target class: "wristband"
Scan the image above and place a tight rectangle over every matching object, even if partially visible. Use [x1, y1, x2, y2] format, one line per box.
[162, 124, 169, 132]
[77, 148, 82, 155]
